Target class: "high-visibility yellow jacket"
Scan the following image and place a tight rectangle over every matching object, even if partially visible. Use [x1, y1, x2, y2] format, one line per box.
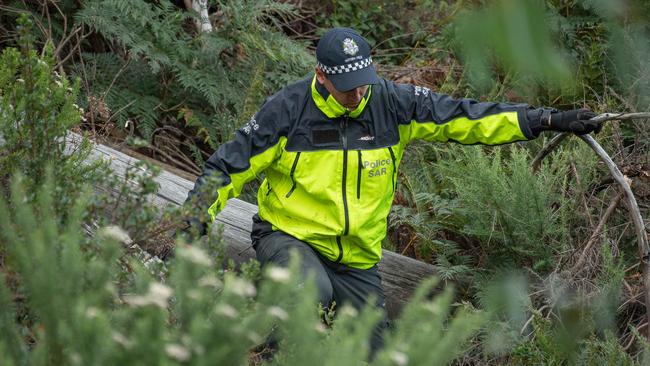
[187, 75, 543, 269]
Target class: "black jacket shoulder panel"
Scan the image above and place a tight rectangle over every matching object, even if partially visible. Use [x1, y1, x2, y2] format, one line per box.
[384, 79, 527, 126]
[185, 78, 310, 205]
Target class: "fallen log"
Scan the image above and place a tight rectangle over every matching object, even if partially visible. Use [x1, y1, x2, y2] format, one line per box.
[78, 134, 438, 319]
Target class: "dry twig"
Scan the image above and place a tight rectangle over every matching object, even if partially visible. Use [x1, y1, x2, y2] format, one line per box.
[569, 189, 624, 275]
[532, 112, 650, 336]
[578, 133, 650, 336]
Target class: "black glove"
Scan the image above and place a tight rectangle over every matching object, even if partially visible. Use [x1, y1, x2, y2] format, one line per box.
[543, 109, 601, 135]
[180, 217, 208, 239]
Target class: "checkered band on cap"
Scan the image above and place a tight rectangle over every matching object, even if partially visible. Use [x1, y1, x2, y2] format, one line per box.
[317, 57, 373, 75]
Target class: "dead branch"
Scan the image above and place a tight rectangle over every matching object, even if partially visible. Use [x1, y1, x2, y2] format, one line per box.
[578, 133, 650, 337]
[569, 189, 624, 275]
[531, 112, 650, 173]
[531, 133, 569, 173]
[570, 160, 595, 228]
[590, 112, 650, 123]
[531, 112, 650, 336]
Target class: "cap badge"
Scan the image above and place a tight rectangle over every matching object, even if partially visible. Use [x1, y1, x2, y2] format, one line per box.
[342, 38, 359, 56]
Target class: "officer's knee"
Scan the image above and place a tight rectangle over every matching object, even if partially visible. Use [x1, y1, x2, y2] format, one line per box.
[298, 272, 332, 308]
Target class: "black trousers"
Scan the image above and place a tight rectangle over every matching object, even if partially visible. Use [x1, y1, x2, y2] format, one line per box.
[251, 215, 389, 356]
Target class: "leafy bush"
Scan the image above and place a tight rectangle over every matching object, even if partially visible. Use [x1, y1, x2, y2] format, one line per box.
[0, 15, 101, 212]
[0, 170, 489, 365]
[510, 317, 634, 365]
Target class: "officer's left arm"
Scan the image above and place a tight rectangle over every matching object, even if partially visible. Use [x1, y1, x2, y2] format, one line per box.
[391, 82, 542, 145]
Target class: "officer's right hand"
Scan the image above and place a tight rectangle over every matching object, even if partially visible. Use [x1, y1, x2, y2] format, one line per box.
[182, 218, 208, 238]
[546, 109, 601, 135]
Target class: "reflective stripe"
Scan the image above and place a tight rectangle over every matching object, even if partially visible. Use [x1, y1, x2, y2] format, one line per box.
[406, 111, 526, 144]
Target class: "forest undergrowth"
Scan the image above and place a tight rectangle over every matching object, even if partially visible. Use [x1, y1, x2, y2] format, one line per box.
[1, 0, 650, 364]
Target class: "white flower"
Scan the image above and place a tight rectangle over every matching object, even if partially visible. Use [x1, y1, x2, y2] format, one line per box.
[227, 277, 256, 297]
[390, 351, 408, 366]
[100, 226, 132, 245]
[214, 304, 238, 318]
[266, 266, 291, 283]
[248, 331, 263, 344]
[267, 306, 288, 321]
[187, 289, 202, 300]
[165, 343, 191, 362]
[112, 331, 132, 348]
[314, 323, 328, 334]
[424, 302, 440, 315]
[198, 275, 222, 288]
[104, 282, 118, 296]
[148, 283, 172, 306]
[177, 246, 212, 266]
[85, 307, 100, 319]
[124, 283, 172, 308]
[339, 305, 358, 317]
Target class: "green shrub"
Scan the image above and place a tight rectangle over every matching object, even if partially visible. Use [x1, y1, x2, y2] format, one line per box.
[510, 315, 634, 365]
[437, 144, 578, 272]
[0, 171, 488, 365]
[0, 15, 101, 213]
[388, 141, 470, 282]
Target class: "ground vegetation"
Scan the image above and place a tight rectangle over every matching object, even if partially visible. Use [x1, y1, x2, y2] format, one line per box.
[1, 0, 650, 364]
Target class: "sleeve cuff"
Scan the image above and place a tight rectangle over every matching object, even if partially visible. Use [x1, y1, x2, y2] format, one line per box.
[525, 108, 556, 138]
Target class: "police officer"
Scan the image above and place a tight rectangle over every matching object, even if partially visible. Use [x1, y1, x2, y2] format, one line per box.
[184, 27, 600, 357]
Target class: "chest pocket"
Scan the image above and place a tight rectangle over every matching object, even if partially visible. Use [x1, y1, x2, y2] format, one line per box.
[356, 147, 397, 199]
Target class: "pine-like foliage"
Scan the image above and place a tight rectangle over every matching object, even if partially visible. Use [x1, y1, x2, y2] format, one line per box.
[0, 173, 487, 365]
[0, 15, 102, 213]
[438, 143, 594, 272]
[391, 139, 602, 276]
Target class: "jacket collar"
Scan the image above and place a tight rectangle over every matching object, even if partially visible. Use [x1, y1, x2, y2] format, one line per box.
[310, 75, 371, 118]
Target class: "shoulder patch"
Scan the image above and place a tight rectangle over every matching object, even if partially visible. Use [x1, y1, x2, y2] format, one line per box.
[241, 117, 259, 135]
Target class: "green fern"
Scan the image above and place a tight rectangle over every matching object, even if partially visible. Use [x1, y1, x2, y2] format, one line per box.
[71, 0, 312, 153]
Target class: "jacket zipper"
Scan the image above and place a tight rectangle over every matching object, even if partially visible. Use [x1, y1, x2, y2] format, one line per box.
[336, 114, 350, 263]
[285, 152, 301, 198]
[388, 146, 396, 192]
[357, 150, 363, 199]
